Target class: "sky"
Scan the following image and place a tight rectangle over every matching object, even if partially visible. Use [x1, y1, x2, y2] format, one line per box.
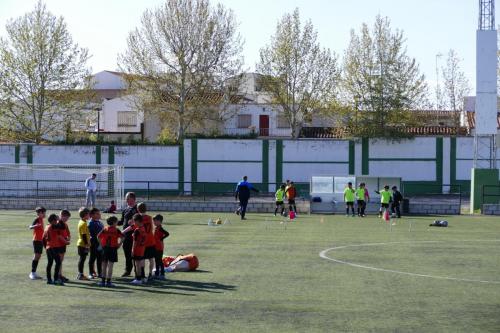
[0, 0, 492, 95]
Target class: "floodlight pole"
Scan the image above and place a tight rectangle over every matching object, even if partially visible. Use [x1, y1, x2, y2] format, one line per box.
[470, 0, 499, 213]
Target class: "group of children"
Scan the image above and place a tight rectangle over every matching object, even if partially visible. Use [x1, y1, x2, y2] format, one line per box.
[274, 180, 298, 217]
[344, 182, 403, 219]
[29, 202, 169, 287]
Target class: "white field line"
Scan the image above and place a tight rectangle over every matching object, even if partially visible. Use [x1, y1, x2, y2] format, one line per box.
[319, 240, 500, 284]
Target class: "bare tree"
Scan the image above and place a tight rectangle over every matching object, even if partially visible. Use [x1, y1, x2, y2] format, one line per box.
[0, 1, 93, 143]
[119, 0, 243, 143]
[441, 49, 470, 132]
[257, 8, 340, 138]
[341, 15, 428, 138]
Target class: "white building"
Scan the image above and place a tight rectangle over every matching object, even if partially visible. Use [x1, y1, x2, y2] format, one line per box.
[222, 73, 293, 137]
[89, 71, 143, 134]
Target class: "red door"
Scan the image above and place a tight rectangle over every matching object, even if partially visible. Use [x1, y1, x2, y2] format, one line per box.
[259, 115, 269, 136]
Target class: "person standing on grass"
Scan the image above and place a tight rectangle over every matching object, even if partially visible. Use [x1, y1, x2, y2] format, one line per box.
[98, 216, 123, 287]
[88, 208, 104, 279]
[391, 186, 403, 218]
[285, 181, 298, 215]
[118, 192, 138, 277]
[274, 184, 286, 216]
[235, 176, 259, 220]
[29, 206, 46, 280]
[76, 207, 91, 280]
[344, 182, 356, 217]
[375, 185, 392, 218]
[85, 173, 97, 208]
[356, 183, 367, 217]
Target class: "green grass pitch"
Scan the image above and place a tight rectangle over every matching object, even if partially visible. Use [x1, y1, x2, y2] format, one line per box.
[1, 211, 500, 332]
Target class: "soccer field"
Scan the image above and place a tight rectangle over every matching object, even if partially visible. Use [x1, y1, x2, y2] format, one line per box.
[2, 211, 500, 333]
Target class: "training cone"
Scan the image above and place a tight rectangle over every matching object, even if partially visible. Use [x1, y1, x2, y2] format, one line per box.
[289, 211, 296, 220]
[383, 210, 390, 222]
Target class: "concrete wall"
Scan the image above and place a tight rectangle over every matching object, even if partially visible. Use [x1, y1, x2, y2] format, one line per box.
[0, 137, 494, 198]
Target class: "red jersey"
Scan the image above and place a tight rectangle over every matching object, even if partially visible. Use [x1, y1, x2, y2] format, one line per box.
[98, 226, 122, 248]
[142, 214, 155, 247]
[286, 186, 297, 200]
[43, 224, 64, 249]
[32, 217, 44, 241]
[153, 226, 169, 251]
[132, 226, 146, 257]
[59, 221, 70, 240]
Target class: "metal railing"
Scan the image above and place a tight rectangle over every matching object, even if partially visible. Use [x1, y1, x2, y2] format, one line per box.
[401, 183, 464, 210]
[0, 180, 310, 201]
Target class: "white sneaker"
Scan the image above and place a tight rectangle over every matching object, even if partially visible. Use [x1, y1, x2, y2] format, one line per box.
[130, 279, 142, 285]
[29, 272, 42, 280]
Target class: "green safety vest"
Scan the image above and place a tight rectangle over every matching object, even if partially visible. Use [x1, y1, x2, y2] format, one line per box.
[380, 190, 391, 204]
[344, 188, 355, 202]
[356, 188, 365, 201]
[275, 189, 285, 201]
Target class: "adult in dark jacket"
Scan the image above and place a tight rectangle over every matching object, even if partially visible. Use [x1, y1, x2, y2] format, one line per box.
[117, 192, 138, 276]
[235, 176, 259, 220]
[391, 186, 403, 218]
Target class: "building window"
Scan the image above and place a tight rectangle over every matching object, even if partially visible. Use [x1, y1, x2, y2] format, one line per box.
[277, 115, 290, 128]
[237, 114, 252, 128]
[117, 111, 137, 127]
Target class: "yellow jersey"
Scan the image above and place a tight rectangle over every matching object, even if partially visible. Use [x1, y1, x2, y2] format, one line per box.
[77, 220, 90, 247]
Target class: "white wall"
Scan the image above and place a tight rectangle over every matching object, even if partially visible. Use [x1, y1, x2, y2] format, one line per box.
[114, 146, 179, 189]
[0, 146, 15, 163]
[92, 71, 126, 90]
[32, 146, 97, 164]
[369, 138, 436, 158]
[196, 140, 262, 183]
[101, 95, 143, 133]
[283, 140, 349, 162]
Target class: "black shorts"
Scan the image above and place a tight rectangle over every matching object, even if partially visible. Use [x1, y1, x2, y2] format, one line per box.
[33, 241, 43, 254]
[102, 247, 118, 263]
[381, 203, 390, 208]
[132, 255, 144, 261]
[357, 200, 365, 206]
[47, 247, 62, 255]
[275, 201, 284, 206]
[78, 246, 89, 256]
[60, 246, 67, 254]
[143, 246, 156, 259]
[345, 201, 354, 206]
[288, 199, 296, 205]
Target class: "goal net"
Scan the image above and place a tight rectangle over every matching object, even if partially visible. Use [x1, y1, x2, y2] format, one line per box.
[0, 164, 124, 209]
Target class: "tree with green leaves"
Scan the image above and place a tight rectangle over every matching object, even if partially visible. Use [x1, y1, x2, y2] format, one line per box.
[119, 0, 243, 143]
[0, 1, 93, 143]
[257, 8, 340, 138]
[341, 15, 428, 138]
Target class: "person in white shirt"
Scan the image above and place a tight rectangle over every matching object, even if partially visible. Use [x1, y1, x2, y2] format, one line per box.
[85, 173, 97, 207]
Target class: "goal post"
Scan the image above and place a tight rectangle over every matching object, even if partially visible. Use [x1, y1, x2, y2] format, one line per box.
[0, 164, 125, 209]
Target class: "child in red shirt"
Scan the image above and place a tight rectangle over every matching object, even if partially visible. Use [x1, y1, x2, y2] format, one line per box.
[97, 216, 123, 287]
[42, 214, 68, 285]
[58, 210, 71, 282]
[153, 214, 169, 280]
[130, 214, 146, 285]
[137, 203, 156, 281]
[28, 206, 46, 280]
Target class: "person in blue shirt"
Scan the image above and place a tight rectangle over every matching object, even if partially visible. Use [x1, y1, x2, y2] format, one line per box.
[235, 176, 259, 220]
[88, 208, 104, 278]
